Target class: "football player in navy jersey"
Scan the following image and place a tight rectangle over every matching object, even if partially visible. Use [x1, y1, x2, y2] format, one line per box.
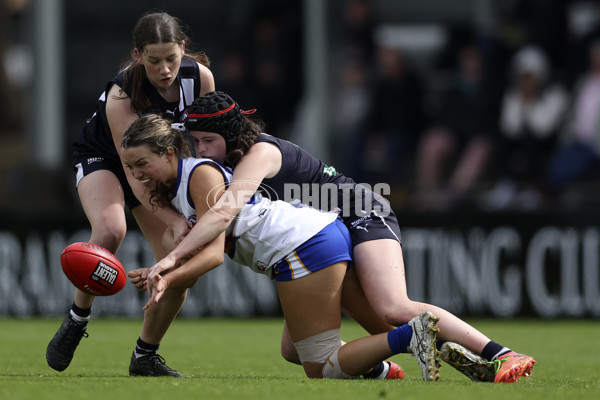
[133, 91, 536, 383]
[46, 11, 214, 377]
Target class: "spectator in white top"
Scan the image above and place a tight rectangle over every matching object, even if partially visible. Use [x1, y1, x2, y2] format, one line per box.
[482, 45, 569, 210]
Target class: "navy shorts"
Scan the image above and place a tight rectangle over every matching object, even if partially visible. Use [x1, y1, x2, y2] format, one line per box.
[341, 208, 402, 247]
[73, 155, 141, 210]
[273, 219, 352, 282]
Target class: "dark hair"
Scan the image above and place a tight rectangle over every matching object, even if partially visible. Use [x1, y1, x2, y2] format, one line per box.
[184, 90, 265, 167]
[225, 119, 263, 167]
[116, 11, 210, 113]
[122, 113, 191, 208]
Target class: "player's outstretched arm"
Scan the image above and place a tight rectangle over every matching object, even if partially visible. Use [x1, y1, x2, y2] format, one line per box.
[143, 234, 225, 310]
[153, 142, 281, 270]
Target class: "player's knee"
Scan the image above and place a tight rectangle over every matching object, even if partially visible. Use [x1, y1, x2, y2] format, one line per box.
[383, 312, 405, 327]
[92, 224, 126, 252]
[281, 337, 301, 365]
[372, 300, 415, 326]
[294, 329, 355, 379]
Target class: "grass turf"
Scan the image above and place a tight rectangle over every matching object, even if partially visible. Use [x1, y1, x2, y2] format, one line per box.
[0, 317, 598, 400]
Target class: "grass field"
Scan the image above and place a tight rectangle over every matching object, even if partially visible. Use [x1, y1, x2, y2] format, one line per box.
[0, 317, 598, 400]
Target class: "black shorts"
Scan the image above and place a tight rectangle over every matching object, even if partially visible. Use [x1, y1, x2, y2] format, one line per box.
[341, 208, 402, 247]
[73, 155, 141, 210]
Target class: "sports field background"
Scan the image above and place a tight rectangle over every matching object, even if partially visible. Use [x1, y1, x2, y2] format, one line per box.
[1, 3, 599, 399]
[1, 317, 598, 400]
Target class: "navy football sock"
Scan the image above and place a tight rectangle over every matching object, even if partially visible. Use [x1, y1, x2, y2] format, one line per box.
[482, 341, 511, 361]
[362, 361, 387, 379]
[70, 302, 91, 323]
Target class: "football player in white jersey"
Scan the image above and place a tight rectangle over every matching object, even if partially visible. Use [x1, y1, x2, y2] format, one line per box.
[138, 91, 536, 383]
[121, 113, 442, 380]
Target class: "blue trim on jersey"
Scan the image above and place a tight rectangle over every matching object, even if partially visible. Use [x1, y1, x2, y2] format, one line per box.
[186, 163, 202, 210]
[246, 193, 260, 205]
[181, 158, 233, 210]
[173, 158, 184, 202]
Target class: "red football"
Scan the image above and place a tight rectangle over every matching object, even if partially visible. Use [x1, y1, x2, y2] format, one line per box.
[60, 242, 127, 296]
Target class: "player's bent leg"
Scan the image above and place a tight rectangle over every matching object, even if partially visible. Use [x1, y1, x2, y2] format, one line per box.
[280, 263, 406, 380]
[281, 322, 301, 365]
[294, 329, 344, 378]
[47, 170, 127, 372]
[131, 204, 169, 261]
[331, 312, 441, 381]
[318, 336, 405, 380]
[353, 240, 535, 382]
[334, 323, 427, 379]
[282, 267, 392, 365]
[277, 263, 346, 378]
[285, 321, 403, 379]
[351, 239, 410, 325]
[340, 267, 395, 335]
[339, 266, 406, 379]
[277, 264, 346, 343]
[79, 170, 129, 255]
[353, 239, 491, 354]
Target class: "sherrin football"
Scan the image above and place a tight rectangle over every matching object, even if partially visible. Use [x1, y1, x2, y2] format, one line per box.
[60, 242, 127, 296]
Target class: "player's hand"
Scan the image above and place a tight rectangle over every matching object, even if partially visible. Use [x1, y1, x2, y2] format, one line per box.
[127, 268, 149, 291]
[147, 254, 178, 283]
[143, 273, 169, 310]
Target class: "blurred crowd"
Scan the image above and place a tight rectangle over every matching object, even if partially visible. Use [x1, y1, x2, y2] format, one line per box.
[3, 0, 600, 215]
[210, 0, 600, 213]
[321, 0, 600, 213]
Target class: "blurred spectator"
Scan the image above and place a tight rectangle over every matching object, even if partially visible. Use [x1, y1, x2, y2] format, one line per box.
[481, 46, 569, 211]
[359, 44, 426, 186]
[327, 55, 371, 178]
[215, 47, 255, 110]
[412, 43, 501, 211]
[340, 0, 376, 62]
[0, 0, 29, 136]
[245, 0, 302, 139]
[546, 40, 600, 195]
[564, 1, 600, 87]
[326, 0, 376, 178]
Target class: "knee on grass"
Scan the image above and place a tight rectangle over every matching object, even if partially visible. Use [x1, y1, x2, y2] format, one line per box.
[293, 329, 355, 379]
